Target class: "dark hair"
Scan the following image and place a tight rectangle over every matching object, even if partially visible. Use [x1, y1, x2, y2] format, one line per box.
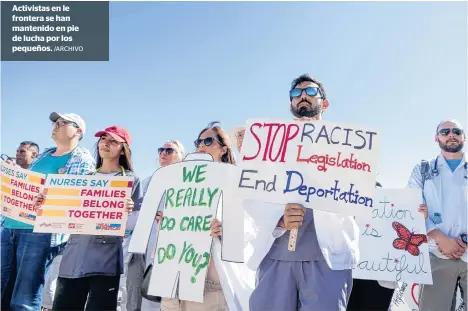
[94, 139, 134, 172]
[20, 141, 39, 153]
[197, 121, 236, 165]
[290, 74, 327, 99]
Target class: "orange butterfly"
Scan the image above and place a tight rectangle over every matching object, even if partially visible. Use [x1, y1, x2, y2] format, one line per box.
[392, 222, 427, 256]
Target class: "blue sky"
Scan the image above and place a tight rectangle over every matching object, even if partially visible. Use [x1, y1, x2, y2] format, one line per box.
[1, 1, 466, 187]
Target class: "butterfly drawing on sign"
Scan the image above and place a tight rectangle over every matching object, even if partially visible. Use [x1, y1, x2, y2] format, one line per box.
[392, 221, 428, 256]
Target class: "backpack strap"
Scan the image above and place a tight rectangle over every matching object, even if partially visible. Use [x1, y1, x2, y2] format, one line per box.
[420, 160, 431, 188]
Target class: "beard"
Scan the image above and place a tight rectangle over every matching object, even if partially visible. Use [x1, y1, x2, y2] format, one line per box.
[439, 139, 464, 153]
[290, 99, 322, 118]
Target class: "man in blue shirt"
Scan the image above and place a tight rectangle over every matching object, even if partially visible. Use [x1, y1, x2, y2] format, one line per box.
[1, 112, 95, 311]
[1, 141, 40, 310]
[407, 119, 467, 311]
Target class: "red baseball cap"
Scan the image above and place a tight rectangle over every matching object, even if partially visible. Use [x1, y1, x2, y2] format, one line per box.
[94, 126, 132, 146]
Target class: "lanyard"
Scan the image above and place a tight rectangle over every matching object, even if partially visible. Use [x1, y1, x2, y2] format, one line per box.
[93, 166, 126, 176]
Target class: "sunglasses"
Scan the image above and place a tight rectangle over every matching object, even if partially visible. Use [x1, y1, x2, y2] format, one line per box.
[194, 137, 220, 148]
[289, 87, 321, 99]
[158, 147, 174, 155]
[53, 120, 78, 128]
[438, 128, 464, 136]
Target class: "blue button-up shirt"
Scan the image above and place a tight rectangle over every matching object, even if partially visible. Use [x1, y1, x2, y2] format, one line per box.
[407, 153, 467, 262]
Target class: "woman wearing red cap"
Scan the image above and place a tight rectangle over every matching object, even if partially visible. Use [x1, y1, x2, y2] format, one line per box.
[47, 126, 144, 311]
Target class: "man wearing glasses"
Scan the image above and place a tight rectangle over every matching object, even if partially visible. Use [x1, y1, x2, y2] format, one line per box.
[247, 74, 358, 311]
[407, 119, 467, 310]
[1, 112, 95, 311]
[120, 140, 185, 311]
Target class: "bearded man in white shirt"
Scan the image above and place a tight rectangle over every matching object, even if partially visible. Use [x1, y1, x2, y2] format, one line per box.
[407, 119, 467, 311]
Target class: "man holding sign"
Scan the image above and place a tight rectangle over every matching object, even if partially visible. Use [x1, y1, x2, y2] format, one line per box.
[245, 74, 359, 311]
[1, 112, 95, 311]
[407, 119, 467, 311]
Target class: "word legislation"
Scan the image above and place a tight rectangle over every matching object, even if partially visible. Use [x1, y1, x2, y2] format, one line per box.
[236, 119, 381, 216]
[1, 162, 45, 225]
[353, 188, 432, 284]
[33, 174, 133, 236]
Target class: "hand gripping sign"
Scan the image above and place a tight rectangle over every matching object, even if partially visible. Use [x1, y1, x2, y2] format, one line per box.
[129, 153, 243, 303]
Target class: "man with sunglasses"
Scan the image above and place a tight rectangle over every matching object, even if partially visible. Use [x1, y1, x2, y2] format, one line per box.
[407, 119, 467, 311]
[247, 74, 358, 311]
[120, 140, 185, 311]
[1, 112, 95, 311]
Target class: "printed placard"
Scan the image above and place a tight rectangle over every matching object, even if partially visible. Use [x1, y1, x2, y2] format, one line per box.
[1, 161, 46, 225]
[129, 153, 243, 303]
[236, 119, 380, 216]
[33, 174, 133, 236]
[353, 188, 432, 284]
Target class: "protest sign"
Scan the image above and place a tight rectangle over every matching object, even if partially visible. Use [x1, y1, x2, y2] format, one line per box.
[236, 119, 380, 216]
[1, 161, 45, 225]
[129, 153, 243, 303]
[353, 188, 432, 284]
[390, 282, 465, 311]
[33, 174, 133, 236]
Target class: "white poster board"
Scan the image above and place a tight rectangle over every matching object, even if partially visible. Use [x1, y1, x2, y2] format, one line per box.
[390, 282, 465, 311]
[129, 153, 243, 303]
[33, 174, 133, 236]
[353, 188, 432, 284]
[236, 119, 380, 216]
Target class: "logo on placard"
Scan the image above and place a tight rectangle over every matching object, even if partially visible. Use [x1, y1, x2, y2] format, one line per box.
[3, 207, 12, 216]
[40, 222, 52, 228]
[19, 212, 36, 221]
[96, 223, 121, 231]
[68, 223, 84, 229]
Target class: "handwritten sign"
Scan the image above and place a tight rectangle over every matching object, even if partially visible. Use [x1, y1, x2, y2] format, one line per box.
[353, 188, 432, 284]
[0, 162, 45, 225]
[390, 282, 465, 311]
[33, 174, 133, 236]
[129, 153, 243, 303]
[236, 119, 380, 216]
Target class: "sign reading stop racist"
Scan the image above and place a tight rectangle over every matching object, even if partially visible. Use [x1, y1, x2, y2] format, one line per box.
[34, 174, 134, 236]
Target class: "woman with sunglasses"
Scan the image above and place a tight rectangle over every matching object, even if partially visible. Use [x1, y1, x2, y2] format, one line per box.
[123, 140, 185, 311]
[45, 126, 143, 311]
[157, 122, 236, 311]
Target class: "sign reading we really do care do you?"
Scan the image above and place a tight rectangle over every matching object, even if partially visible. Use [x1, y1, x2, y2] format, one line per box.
[129, 153, 243, 303]
[34, 174, 134, 236]
[1, 162, 46, 225]
[237, 119, 381, 216]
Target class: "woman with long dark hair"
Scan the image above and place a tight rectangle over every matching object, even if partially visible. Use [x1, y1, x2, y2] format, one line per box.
[34, 126, 143, 311]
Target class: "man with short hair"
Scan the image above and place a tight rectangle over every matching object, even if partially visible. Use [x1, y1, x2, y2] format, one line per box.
[1, 141, 39, 310]
[120, 140, 185, 311]
[1, 112, 95, 311]
[15, 141, 40, 169]
[247, 74, 358, 311]
[407, 119, 467, 311]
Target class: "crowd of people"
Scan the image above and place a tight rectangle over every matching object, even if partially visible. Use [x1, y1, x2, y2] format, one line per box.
[1, 73, 466, 311]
